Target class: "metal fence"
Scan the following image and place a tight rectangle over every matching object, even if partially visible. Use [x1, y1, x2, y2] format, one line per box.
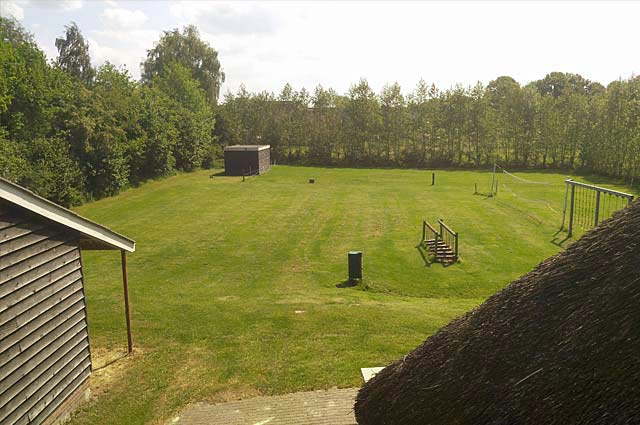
[563, 179, 634, 237]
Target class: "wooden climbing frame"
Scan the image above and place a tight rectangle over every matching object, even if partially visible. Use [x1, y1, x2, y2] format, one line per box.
[421, 219, 459, 264]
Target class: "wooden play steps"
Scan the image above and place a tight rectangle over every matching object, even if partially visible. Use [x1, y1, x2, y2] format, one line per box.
[424, 240, 456, 262]
[421, 219, 459, 264]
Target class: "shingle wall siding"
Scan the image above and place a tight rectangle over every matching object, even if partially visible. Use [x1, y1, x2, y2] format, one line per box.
[0, 202, 91, 425]
[258, 149, 271, 174]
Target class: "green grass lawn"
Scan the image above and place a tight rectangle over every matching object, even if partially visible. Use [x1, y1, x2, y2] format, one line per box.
[68, 166, 634, 424]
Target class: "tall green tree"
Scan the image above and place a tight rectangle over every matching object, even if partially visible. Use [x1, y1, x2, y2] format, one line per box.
[153, 62, 214, 171]
[23, 135, 84, 206]
[142, 25, 224, 106]
[407, 80, 439, 165]
[55, 22, 95, 85]
[0, 17, 36, 45]
[0, 128, 26, 182]
[467, 82, 489, 166]
[486, 76, 522, 164]
[131, 86, 178, 182]
[380, 83, 407, 164]
[215, 91, 244, 147]
[346, 79, 380, 164]
[309, 85, 340, 164]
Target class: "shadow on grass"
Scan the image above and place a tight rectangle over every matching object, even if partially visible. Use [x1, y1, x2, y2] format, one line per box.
[416, 241, 459, 268]
[209, 171, 228, 177]
[572, 171, 637, 191]
[416, 243, 433, 267]
[336, 278, 373, 290]
[551, 228, 572, 247]
[493, 198, 544, 225]
[93, 351, 130, 371]
[336, 279, 359, 288]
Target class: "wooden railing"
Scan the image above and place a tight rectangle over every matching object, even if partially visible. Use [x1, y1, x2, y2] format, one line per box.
[438, 219, 459, 262]
[422, 219, 440, 245]
[421, 219, 459, 263]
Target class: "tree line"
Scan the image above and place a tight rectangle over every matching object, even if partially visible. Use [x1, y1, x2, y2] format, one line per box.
[0, 18, 223, 206]
[2, 17, 639, 207]
[218, 75, 640, 185]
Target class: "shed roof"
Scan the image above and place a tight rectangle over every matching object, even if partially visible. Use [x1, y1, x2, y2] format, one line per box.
[224, 145, 270, 152]
[0, 177, 135, 252]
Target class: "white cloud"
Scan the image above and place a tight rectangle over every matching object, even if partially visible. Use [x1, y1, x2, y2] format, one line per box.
[1, 1, 25, 20]
[101, 7, 148, 29]
[208, 1, 640, 96]
[9, 0, 640, 95]
[88, 36, 141, 74]
[61, 0, 82, 11]
[28, 0, 83, 11]
[169, 1, 277, 35]
[87, 29, 161, 78]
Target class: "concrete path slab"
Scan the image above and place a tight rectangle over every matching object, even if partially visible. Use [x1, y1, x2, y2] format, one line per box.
[171, 388, 358, 425]
[360, 367, 384, 383]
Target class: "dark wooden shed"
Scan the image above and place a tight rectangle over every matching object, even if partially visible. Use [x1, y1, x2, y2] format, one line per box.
[224, 145, 271, 176]
[0, 177, 136, 425]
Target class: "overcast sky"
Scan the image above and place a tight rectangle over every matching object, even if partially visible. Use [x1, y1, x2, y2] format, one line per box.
[2, 0, 639, 97]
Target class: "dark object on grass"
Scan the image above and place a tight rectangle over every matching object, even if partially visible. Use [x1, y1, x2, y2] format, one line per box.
[348, 251, 362, 281]
[355, 201, 640, 425]
[309, 179, 315, 184]
[224, 145, 270, 176]
[432, 172, 435, 186]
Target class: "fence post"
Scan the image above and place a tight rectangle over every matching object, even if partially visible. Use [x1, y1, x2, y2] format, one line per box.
[568, 183, 575, 237]
[432, 173, 435, 186]
[490, 163, 496, 197]
[121, 251, 133, 353]
[560, 179, 570, 230]
[594, 191, 601, 227]
[439, 220, 443, 243]
[454, 232, 459, 261]
[422, 221, 426, 242]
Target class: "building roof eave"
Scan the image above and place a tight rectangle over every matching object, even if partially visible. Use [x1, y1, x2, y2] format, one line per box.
[0, 177, 135, 252]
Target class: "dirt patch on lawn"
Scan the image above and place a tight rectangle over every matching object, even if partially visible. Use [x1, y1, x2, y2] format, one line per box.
[215, 295, 240, 302]
[204, 385, 262, 404]
[154, 347, 262, 425]
[169, 347, 261, 402]
[89, 346, 145, 398]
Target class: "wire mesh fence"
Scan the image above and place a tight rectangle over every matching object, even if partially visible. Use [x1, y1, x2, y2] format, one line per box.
[562, 179, 634, 237]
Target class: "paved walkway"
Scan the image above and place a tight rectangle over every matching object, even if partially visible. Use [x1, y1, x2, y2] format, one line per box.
[171, 388, 358, 425]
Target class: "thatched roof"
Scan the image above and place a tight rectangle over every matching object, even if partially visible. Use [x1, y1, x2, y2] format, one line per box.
[355, 201, 640, 425]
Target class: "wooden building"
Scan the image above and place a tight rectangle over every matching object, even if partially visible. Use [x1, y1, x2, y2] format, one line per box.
[0, 177, 136, 425]
[224, 145, 271, 176]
